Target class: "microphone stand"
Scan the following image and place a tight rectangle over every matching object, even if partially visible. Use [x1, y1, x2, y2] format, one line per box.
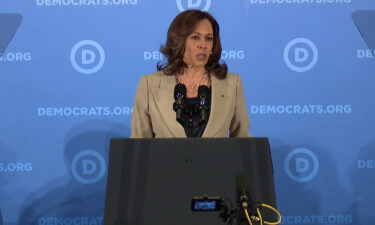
[198, 85, 209, 124]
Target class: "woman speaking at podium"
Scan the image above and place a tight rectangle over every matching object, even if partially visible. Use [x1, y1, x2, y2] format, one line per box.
[131, 10, 250, 138]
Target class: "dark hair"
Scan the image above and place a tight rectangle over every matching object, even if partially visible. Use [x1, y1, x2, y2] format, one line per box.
[157, 10, 227, 79]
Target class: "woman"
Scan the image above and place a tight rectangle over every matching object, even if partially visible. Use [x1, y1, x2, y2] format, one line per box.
[131, 10, 250, 138]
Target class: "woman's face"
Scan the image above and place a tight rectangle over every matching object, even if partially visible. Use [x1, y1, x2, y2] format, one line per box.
[183, 19, 214, 69]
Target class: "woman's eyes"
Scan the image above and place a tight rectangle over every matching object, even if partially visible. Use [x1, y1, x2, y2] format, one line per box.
[191, 36, 213, 41]
[191, 35, 200, 40]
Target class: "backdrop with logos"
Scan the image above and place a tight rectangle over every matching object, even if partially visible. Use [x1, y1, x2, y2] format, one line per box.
[1, 1, 375, 225]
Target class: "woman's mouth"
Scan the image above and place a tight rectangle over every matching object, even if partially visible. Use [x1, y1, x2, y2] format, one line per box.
[196, 53, 207, 61]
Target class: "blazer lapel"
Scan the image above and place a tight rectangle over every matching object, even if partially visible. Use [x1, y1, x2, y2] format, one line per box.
[150, 75, 186, 137]
[202, 75, 232, 137]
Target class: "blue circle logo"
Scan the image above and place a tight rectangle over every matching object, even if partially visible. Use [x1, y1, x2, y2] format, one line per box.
[284, 38, 318, 72]
[176, 0, 211, 11]
[70, 40, 105, 74]
[71, 150, 106, 184]
[284, 148, 319, 182]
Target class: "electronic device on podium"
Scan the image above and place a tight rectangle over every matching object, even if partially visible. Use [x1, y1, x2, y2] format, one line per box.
[104, 138, 281, 225]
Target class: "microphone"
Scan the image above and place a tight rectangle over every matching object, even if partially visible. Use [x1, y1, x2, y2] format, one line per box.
[197, 85, 209, 123]
[236, 173, 251, 209]
[173, 84, 186, 124]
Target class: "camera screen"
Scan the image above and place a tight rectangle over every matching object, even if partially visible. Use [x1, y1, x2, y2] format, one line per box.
[191, 197, 221, 211]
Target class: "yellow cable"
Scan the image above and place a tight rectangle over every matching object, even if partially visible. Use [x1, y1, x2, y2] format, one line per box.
[243, 202, 282, 225]
[256, 207, 263, 225]
[244, 208, 253, 225]
[259, 203, 282, 225]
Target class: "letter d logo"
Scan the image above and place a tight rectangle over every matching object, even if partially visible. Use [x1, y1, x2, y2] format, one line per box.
[81, 50, 96, 65]
[296, 158, 309, 173]
[82, 159, 96, 174]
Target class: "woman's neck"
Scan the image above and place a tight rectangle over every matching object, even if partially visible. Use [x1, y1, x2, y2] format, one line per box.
[183, 65, 205, 80]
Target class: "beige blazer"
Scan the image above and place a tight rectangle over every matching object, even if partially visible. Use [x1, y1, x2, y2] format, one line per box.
[130, 71, 250, 138]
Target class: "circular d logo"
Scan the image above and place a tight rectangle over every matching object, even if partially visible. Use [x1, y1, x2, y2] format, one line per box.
[284, 38, 318, 72]
[71, 150, 106, 184]
[284, 148, 319, 182]
[70, 40, 105, 74]
[176, 0, 211, 12]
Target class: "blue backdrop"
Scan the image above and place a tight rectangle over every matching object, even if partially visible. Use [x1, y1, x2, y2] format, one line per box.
[1, 0, 375, 224]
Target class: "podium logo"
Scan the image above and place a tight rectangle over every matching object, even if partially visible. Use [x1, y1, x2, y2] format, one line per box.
[176, 0, 211, 11]
[284, 148, 319, 182]
[284, 38, 318, 72]
[71, 150, 106, 184]
[70, 40, 105, 74]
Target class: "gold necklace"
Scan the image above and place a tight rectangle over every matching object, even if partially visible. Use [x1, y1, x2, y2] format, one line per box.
[176, 71, 208, 93]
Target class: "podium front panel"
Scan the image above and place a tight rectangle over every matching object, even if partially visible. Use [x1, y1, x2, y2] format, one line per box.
[104, 138, 276, 225]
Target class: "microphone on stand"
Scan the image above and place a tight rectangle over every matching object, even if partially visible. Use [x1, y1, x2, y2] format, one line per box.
[197, 85, 209, 123]
[236, 173, 252, 225]
[236, 174, 250, 210]
[173, 84, 186, 124]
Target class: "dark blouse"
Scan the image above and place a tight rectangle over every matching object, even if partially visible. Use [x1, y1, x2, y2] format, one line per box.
[178, 86, 212, 137]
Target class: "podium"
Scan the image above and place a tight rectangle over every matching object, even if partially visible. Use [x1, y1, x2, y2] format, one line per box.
[104, 138, 277, 225]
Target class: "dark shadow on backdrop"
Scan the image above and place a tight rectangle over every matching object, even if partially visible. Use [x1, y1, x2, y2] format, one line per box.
[0, 13, 22, 56]
[352, 10, 375, 56]
[347, 140, 375, 225]
[0, 142, 18, 225]
[269, 136, 349, 221]
[18, 121, 129, 225]
[0, 15, 23, 223]
[270, 138, 320, 215]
